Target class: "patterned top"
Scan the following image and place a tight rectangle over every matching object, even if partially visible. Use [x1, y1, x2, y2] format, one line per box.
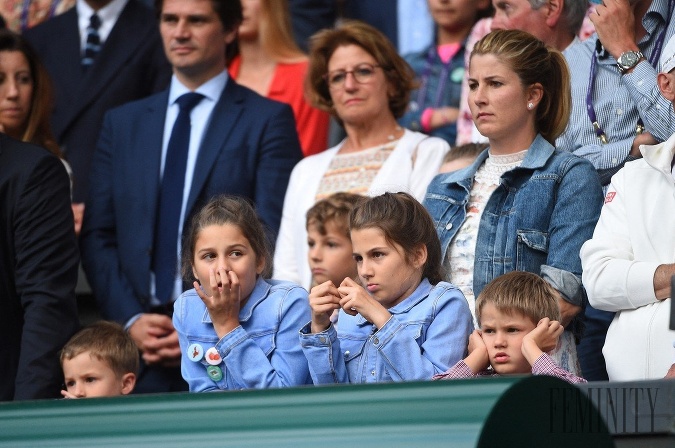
[315, 139, 398, 201]
[432, 353, 587, 384]
[0, 0, 75, 32]
[446, 150, 527, 325]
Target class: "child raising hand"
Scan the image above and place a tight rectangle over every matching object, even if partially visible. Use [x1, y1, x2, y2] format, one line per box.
[301, 192, 473, 384]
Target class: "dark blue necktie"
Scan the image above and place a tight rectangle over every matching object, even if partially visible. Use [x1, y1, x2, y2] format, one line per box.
[82, 13, 101, 70]
[152, 92, 205, 303]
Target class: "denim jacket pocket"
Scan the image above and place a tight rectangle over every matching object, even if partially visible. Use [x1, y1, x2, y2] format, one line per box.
[187, 335, 229, 388]
[339, 336, 367, 364]
[515, 229, 549, 272]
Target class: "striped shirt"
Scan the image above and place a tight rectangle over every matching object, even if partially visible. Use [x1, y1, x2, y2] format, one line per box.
[558, 0, 675, 185]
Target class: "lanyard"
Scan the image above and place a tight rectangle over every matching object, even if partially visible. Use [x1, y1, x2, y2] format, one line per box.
[586, 0, 673, 144]
[21, 0, 62, 31]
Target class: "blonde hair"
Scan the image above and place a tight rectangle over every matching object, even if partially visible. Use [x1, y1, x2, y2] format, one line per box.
[471, 29, 571, 145]
[475, 271, 561, 327]
[257, 0, 305, 62]
[60, 321, 139, 378]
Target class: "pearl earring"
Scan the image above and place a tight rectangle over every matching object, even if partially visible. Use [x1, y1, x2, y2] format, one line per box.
[527, 102, 534, 110]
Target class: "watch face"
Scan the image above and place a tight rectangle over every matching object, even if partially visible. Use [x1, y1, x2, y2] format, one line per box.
[620, 52, 639, 68]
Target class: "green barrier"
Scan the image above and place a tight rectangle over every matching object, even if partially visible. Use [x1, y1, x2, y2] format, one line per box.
[0, 376, 614, 447]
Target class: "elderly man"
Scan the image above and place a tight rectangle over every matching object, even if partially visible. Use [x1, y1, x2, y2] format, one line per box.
[580, 34, 675, 381]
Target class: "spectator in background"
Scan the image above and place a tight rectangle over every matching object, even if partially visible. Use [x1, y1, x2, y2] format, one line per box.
[0, 0, 74, 32]
[24, 0, 172, 228]
[400, 0, 492, 146]
[579, 34, 675, 381]
[228, 0, 329, 156]
[438, 142, 488, 174]
[274, 21, 449, 289]
[0, 134, 80, 401]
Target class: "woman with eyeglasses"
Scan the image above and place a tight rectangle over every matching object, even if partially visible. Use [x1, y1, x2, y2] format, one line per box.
[273, 21, 450, 289]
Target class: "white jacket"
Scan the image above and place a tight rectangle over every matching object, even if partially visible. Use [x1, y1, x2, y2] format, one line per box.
[273, 130, 449, 288]
[580, 133, 675, 381]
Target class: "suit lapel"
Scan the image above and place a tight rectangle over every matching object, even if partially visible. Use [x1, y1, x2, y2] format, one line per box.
[186, 80, 244, 214]
[54, 9, 85, 105]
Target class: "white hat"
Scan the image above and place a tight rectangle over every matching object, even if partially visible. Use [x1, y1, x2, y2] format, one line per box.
[659, 34, 675, 74]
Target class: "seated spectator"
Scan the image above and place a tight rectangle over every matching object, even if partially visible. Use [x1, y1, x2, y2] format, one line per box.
[399, 0, 491, 145]
[300, 192, 473, 384]
[173, 196, 311, 392]
[434, 271, 586, 384]
[306, 192, 364, 288]
[0, 0, 75, 32]
[579, 34, 675, 381]
[438, 142, 488, 174]
[423, 30, 604, 376]
[60, 321, 138, 398]
[274, 20, 450, 289]
[229, 0, 329, 156]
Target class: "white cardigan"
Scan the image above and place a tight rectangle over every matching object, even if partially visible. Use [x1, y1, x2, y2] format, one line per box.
[580, 133, 675, 381]
[273, 130, 450, 288]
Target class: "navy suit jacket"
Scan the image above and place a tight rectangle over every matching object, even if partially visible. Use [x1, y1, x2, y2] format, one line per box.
[80, 79, 303, 323]
[0, 135, 80, 401]
[24, 0, 171, 203]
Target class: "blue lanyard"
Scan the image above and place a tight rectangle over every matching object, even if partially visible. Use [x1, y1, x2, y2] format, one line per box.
[21, 0, 62, 31]
[586, 0, 673, 144]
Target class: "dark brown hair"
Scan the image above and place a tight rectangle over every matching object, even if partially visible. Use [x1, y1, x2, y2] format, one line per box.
[305, 20, 416, 122]
[349, 192, 444, 284]
[181, 195, 272, 280]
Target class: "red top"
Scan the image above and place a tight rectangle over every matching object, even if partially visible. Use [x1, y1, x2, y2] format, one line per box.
[229, 56, 330, 157]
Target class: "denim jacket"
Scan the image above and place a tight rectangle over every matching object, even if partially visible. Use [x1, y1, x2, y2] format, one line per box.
[399, 42, 466, 145]
[173, 277, 312, 392]
[299, 279, 473, 384]
[423, 134, 604, 306]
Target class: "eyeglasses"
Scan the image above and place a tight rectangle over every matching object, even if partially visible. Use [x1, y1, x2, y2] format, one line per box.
[324, 63, 380, 88]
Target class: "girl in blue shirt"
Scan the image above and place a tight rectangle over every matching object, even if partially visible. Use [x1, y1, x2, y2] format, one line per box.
[174, 195, 311, 392]
[300, 192, 473, 384]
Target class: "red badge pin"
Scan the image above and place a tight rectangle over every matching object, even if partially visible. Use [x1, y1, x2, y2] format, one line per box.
[604, 191, 616, 204]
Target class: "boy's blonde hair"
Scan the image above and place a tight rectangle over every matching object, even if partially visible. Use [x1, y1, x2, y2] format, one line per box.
[306, 192, 365, 237]
[60, 321, 139, 378]
[476, 271, 561, 326]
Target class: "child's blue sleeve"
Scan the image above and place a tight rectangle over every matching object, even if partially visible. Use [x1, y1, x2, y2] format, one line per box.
[299, 322, 349, 384]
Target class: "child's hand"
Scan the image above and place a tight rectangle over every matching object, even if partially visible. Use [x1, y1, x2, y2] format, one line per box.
[337, 277, 391, 329]
[61, 389, 78, 399]
[194, 267, 241, 339]
[308, 281, 341, 333]
[521, 318, 563, 366]
[464, 330, 490, 373]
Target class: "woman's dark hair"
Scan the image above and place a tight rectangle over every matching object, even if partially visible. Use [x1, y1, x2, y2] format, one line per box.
[349, 192, 444, 285]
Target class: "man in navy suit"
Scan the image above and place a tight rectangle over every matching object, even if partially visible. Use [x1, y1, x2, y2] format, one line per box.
[0, 135, 80, 401]
[24, 0, 172, 226]
[80, 0, 302, 393]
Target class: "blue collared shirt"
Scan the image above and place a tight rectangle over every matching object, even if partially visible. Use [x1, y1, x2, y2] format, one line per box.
[558, 0, 675, 184]
[173, 277, 312, 392]
[300, 279, 473, 384]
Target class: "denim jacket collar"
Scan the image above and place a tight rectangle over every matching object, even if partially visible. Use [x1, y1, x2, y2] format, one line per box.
[353, 278, 433, 326]
[437, 134, 554, 187]
[201, 277, 270, 324]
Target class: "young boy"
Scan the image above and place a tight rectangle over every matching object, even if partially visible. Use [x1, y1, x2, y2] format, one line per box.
[60, 321, 139, 398]
[438, 142, 488, 174]
[306, 192, 365, 288]
[434, 271, 586, 384]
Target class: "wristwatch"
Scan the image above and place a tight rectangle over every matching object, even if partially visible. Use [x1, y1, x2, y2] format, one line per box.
[616, 50, 644, 74]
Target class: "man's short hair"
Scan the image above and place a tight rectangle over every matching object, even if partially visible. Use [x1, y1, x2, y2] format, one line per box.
[155, 0, 243, 34]
[529, 0, 588, 36]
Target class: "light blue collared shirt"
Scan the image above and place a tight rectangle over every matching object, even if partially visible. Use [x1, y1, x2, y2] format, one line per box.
[397, 0, 433, 56]
[76, 0, 128, 52]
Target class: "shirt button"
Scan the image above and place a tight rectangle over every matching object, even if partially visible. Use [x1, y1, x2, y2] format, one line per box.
[637, 80, 644, 86]
[612, 158, 618, 164]
[656, 104, 661, 110]
[616, 108, 623, 115]
[373, 337, 379, 345]
[371, 370, 376, 376]
[445, 223, 453, 230]
[319, 336, 327, 344]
